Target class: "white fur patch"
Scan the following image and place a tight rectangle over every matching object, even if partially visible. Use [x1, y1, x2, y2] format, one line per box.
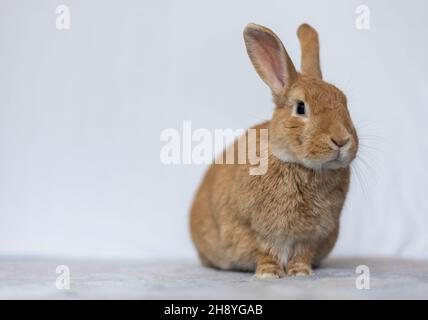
[279, 238, 295, 265]
[271, 148, 298, 164]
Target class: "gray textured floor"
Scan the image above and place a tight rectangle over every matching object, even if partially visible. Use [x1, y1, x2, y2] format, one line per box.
[0, 256, 427, 299]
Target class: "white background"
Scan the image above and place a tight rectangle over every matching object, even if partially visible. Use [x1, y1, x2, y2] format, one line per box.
[0, 0, 427, 260]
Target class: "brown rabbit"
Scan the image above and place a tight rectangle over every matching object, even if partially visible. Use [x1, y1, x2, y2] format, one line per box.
[190, 23, 358, 278]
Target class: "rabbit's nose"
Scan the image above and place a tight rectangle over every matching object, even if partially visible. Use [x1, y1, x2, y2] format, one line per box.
[330, 137, 350, 148]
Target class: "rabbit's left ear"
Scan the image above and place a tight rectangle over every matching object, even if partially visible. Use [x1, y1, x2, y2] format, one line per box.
[297, 23, 322, 79]
[244, 23, 297, 95]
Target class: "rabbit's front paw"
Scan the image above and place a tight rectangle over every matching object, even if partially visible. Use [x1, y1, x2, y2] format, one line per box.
[255, 263, 285, 279]
[287, 262, 313, 276]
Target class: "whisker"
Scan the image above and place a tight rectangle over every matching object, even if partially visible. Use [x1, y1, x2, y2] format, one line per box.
[351, 160, 370, 205]
[357, 154, 378, 185]
[359, 143, 379, 151]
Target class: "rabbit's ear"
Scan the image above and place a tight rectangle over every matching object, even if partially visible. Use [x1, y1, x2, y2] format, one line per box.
[297, 23, 322, 79]
[244, 23, 297, 95]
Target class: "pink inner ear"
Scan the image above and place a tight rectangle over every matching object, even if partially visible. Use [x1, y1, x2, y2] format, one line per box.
[247, 29, 286, 91]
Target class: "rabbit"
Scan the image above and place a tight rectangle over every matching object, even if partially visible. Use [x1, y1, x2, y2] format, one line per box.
[190, 23, 358, 278]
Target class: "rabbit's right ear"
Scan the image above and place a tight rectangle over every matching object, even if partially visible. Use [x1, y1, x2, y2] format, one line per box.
[244, 23, 297, 95]
[297, 23, 322, 79]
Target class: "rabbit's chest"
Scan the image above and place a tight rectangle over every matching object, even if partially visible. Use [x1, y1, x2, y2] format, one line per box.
[252, 174, 345, 240]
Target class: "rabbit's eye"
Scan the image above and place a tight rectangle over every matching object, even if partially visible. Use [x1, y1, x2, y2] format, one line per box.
[296, 101, 306, 115]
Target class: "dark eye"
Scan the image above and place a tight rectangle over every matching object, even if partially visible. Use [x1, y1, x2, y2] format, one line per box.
[296, 101, 306, 115]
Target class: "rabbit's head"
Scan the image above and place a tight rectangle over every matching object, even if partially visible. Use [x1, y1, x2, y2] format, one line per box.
[244, 23, 358, 170]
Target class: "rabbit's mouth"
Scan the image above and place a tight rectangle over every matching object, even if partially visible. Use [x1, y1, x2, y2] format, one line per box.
[323, 159, 348, 169]
[302, 158, 348, 170]
[300, 150, 354, 170]
[322, 151, 354, 169]
[319, 139, 357, 169]
[272, 143, 355, 170]
[329, 151, 341, 162]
